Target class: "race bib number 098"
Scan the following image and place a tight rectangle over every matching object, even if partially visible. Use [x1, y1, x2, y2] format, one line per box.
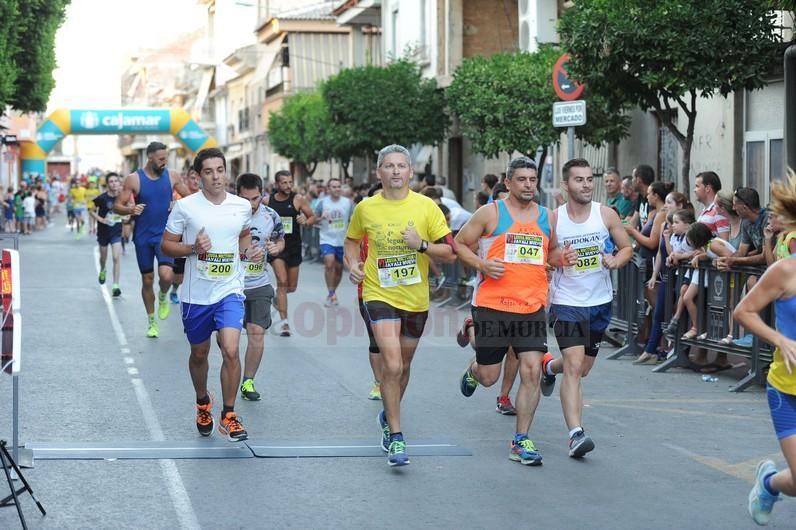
[281, 216, 293, 235]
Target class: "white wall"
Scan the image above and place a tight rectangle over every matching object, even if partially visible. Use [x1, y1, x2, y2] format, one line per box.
[382, 0, 437, 77]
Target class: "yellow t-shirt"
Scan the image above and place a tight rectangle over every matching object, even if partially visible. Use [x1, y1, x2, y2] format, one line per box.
[70, 187, 87, 208]
[347, 191, 451, 312]
[84, 188, 100, 209]
[768, 347, 796, 395]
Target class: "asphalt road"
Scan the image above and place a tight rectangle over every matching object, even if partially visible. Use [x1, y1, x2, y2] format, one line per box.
[0, 213, 792, 529]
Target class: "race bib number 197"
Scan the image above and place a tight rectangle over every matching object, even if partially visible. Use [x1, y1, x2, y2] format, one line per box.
[377, 253, 421, 288]
[197, 252, 235, 281]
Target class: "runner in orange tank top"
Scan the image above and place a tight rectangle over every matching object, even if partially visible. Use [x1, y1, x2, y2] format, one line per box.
[454, 156, 576, 466]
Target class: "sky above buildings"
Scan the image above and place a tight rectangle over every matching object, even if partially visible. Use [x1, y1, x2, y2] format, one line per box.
[49, 0, 205, 171]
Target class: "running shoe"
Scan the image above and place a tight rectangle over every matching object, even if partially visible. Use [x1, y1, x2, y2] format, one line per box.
[748, 460, 780, 525]
[98, 269, 106, 284]
[158, 293, 170, 320]
[240, 378, 261, 401]
[377, 410, 390, 452]
[568, 430, 595, 458]
[169, 290, 180, 304]
[509, 436, 542, 466]
[112, 285, 122, 298]
[146, 320, 159, 338]
[541, 352, 557, 397]
[733, 334, 754, 347]
[456, 316, 474, 348]
[195, 397, 214, 437]
[280, 321, 291, 337]
[496, 395, 517, 415]
[460, 363, 479, 397]
[324, 294, 339, 307]
[387, 435, 409, 467]
[218, 411, 248, 442]
[368, 381, 382, 401]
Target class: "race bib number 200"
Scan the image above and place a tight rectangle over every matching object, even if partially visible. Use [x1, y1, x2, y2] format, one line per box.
[377, 253, 421, 288]
[504, 233, 544, 265]
[197, 252, 235, 281]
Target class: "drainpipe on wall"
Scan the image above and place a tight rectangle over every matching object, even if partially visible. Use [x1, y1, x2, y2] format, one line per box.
[785, 44, 796, 171]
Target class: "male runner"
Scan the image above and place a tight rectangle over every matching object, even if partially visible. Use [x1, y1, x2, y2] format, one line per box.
[170, 169, 201, 304]
[268, 170, 315, 336]
[540, 158, 632, 458]
[84, 178, 100, 235]
[455, 156, 574, 466]
[91, 172, 124, 297]
[236, 173, 285, 401]
[345, 144, 455, 467]
[115, 141, 190, 337]
[70, 178, 88, 237]
[161, 147, 262, 442]
[313, 177, 353, 306]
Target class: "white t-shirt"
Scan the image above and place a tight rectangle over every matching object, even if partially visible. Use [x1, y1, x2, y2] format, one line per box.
[314, 195, 352, 247]
[440, 197, 472, 231]
[244, 204, 284, 290]
[165, 192, 252, 305]
[23, 196, 35, 216]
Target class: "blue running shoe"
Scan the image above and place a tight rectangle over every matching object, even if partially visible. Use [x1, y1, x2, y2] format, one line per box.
[170, 290, 180, 304]
[748, 460, 780, 525]
[460, 364, 479, 397]
[509, 436, 542, 466]
[734, 334, 754, 347]
[377, 410, 390, 452]
[387, 436, 410, 467]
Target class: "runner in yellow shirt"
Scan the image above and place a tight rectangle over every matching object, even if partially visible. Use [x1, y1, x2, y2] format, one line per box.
[344, 144, 456, 467]
[69, 179, 88, 237]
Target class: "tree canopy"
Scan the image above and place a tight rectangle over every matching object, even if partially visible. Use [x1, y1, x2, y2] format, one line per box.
[0, 0, 70, 115]
[268, 91, 332, 177]
[559, 0, 781, 189]
[321, 59, 448, 161]
[446, 47, 630, 159]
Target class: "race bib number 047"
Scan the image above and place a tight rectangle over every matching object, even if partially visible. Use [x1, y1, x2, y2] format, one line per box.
[377, 253, 421, 288]
[504, 233, 544, 265]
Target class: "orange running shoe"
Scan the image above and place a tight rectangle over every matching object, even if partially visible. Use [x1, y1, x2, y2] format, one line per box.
[195, 396, 214, 437]
[218, 411, 248, 442]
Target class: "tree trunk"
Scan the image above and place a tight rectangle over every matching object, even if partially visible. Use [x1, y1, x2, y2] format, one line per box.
[305, 161, 317, 177]
[340, 159, 350, 179]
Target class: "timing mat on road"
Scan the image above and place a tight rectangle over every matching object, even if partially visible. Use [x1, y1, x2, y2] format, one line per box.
[26, 440, 471, 460]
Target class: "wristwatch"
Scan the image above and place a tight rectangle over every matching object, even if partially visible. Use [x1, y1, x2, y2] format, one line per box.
[418, 240, 429, 253]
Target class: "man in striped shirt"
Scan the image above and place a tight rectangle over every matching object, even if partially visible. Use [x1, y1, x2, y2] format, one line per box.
[694, 171, 730, 240]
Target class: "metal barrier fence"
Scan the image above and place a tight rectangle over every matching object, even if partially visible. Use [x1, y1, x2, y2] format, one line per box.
[608, 253, 773, 392]
[301, 225, 322, 263]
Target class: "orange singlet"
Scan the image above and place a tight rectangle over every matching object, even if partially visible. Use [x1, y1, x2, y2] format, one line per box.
[472, 200, 551, 314]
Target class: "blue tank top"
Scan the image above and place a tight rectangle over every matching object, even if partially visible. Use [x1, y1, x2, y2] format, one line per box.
[640, 209, 657, 260]
[133, 168, 173, 241]
[775, 294, 796, 341]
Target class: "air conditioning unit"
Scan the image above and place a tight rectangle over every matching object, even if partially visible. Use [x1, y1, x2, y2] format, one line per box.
[518, 0, 559, 52]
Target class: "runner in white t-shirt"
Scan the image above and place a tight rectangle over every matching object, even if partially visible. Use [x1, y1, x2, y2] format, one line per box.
[161, 148, 263, 442]
[235, 173, 285, 402]
[313, 178, 353, 306]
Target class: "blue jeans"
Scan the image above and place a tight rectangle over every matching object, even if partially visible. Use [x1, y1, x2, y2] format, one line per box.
[644, 279, 666, 355]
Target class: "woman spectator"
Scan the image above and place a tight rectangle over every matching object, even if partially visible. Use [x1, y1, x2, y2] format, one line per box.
[635, 191, 693, 364]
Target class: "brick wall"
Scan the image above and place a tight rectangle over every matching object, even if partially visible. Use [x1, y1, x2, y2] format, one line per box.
[463, 0, 518, 58]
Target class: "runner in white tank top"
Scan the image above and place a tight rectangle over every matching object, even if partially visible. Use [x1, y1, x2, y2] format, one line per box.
[540, 159, 633, 458]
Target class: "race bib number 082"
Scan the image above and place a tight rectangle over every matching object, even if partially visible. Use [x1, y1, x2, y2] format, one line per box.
[565, 245, 602, 276]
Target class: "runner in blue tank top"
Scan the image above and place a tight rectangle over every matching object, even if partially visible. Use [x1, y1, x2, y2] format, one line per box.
[114, 141, 191, 338]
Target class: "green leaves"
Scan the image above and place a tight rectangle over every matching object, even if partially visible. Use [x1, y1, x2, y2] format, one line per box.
[268, 91, 332, 175]
[321, 59, 448, 160]
[446, 47, 630, 158]
[0, 0, 70, 114]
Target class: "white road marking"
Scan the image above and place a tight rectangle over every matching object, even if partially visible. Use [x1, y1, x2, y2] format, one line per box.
[95, 248, 200, 530]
